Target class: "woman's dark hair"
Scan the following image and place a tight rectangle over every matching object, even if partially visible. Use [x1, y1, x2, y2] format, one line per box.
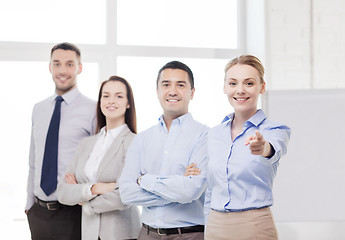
[96, 76, 137, 134]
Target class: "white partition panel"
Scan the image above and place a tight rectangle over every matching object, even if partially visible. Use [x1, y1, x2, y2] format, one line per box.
[263, 89, 345, 222]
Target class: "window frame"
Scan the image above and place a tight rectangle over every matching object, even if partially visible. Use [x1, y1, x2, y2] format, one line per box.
[0, 0, 250, 232]
[0, 0, 246, 83]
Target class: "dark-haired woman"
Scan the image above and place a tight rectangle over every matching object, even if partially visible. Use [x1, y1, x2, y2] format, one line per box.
[58, 76, 141, 240]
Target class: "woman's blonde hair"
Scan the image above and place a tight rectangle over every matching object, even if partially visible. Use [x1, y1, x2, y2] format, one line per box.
[224, 55, 265, 83]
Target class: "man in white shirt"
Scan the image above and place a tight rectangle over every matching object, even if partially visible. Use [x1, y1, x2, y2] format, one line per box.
[25, 42, 97, 240]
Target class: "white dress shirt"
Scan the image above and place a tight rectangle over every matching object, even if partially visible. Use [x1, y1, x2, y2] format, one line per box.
[84, 124, 126, 183]
[82, 124, 126, 212]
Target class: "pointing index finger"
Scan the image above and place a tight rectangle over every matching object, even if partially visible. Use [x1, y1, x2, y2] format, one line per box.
[255, 130, 263, 140]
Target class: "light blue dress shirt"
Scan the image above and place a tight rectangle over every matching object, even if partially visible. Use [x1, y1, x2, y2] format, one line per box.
[205, 109, 291, 218]
[119, 113, 208, 228]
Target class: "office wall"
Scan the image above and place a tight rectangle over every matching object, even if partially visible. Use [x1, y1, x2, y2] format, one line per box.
[265, 1, 345, 239]
[266, 0, 345, 90]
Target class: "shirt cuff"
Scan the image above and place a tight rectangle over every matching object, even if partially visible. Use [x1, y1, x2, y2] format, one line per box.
[83, 183, 97, 200]
[139, 174, 158, 192]
[259, 142, 280, 165]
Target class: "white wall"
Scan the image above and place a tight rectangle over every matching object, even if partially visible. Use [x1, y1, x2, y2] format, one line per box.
[266, 0, 345, 90]
[312, 0, 345, 88]
[266, 0, 311, 89]
[265, 0, 345, 239]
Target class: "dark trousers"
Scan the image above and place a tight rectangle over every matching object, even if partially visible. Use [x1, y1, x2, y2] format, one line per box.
[27, 202, 81, 240]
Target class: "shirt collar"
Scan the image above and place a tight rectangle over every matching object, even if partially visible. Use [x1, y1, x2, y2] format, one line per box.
[247, 109, 266, 126]
[158, 112, 192, 128]
[222, 109, 266, 127]
[100, 124, 126, 139]
[51, 88, 80, 105]
[222, 112, 235, 125]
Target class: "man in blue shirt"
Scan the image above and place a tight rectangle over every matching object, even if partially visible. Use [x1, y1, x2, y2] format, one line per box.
[119, 61, 208, 240]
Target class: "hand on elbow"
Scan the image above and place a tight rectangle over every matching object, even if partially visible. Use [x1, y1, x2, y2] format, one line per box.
[91, 182, 116, 195]
[184, 163, 201, 176]
[64, 173, 77, 184]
